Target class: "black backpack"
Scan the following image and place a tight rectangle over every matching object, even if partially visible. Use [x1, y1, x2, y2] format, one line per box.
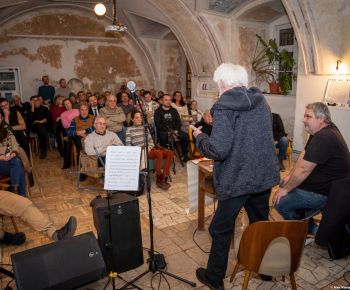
[327, 218, 350, 260]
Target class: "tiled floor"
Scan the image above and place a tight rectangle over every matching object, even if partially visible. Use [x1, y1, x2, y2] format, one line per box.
[1, 151, 349, 289]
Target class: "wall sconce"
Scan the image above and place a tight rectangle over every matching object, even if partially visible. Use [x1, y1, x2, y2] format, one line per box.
[94, 3, 106, 16]
[336, 59, 348, 74]
[336, 59, 342, 71]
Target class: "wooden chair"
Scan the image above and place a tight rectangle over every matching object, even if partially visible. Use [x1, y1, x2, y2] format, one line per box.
[230, 220, 308, 290]
[188, 126, 202, 159]
[77, 153, 104, 190]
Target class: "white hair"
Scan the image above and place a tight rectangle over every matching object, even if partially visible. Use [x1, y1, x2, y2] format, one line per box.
[213, 63, 248, 87]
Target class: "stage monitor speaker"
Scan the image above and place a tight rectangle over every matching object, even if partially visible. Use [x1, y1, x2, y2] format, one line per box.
[11, 232, 106, 290]
[91, 193, 144, 273]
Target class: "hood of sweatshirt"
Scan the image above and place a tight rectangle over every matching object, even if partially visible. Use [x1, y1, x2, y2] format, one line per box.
[213, 86, 263, 112]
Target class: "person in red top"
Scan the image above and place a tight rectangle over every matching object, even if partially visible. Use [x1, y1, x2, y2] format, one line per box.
[50, 95, 66, 156]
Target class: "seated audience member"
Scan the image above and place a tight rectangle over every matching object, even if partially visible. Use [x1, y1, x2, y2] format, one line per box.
[150, 88, 157, 101]
[38, 75, 55, 105]
[116, 84, 128, 104]
[157, 94, 164, 105]
[194, 110, 213, 139]
[272, 112, 289, 171]
[118, 92, 135, 126]
[28, 95, 51, 159]
[69, 92, 79, 108]
[0, 122, 26, 196]
[126, 112, 174, 190]
[99, 94, 126, 143]
[0, 97, 30, 156]
[77, 91, 86, 104]
[273, 102, 350, 236]
[67, 102, 94, 157]
[98, 95, 106, 107]
[11, 95, 31, 123]
[61, 98, 80, 169]
[157, 90, 164, 100]
[0, 190, 77, 245]
[143, 90, 159, 123]
[171, 91, 192, 132]
[85, 116, 123, 160]
[189, 100, 203, 124]
[50, 95, 66, 156]
[154, 94, 189, 162]
[88, 95, 101, 117]
[56, 78, 71, 98]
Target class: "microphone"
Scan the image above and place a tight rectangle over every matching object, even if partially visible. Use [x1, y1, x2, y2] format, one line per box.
[127, 81, 136, 93]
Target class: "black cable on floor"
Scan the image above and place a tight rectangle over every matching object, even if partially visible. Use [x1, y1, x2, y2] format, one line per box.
[192, 205, 216, 254]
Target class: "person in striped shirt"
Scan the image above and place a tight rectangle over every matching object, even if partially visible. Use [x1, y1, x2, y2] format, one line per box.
[126, 111, 174, 190]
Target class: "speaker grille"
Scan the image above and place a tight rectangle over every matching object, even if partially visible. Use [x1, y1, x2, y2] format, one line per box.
[91, 193, 144, 273]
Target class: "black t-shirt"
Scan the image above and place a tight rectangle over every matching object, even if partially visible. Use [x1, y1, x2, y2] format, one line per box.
[299, 123, 350, 195]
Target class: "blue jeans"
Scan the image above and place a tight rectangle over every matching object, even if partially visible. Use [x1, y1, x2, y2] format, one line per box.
[206, 189, 271, 283]
[276, 136, 289, 161]
[0, 157, 26, 196]
[275, 187, 327, 235]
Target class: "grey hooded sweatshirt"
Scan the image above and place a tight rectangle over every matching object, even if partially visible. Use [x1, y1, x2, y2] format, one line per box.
[196, 86, 279, 200]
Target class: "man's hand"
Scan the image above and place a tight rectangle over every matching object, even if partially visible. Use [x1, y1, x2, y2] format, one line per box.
[280, 174, 290, 187]
[76, 130, 86, 137]
[190, 125, 203, 138]
[272, 187, 288, 205]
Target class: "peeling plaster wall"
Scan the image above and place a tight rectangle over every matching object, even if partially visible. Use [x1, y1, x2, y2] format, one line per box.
[160, 39, 186, 95]
[0, 13, 152, 99]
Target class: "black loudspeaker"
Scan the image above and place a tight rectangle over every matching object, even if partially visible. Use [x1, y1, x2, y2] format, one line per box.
[11, 232, 106, 290]
[91, 193, 144, 273]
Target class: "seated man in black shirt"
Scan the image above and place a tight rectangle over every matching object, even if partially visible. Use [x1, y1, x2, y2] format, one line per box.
[273, 102, 350, 236]
[154, 94, 189, 162]
[272, 112, 289, 171]
[28, 95, 51, 159]
[194, 110, 213, 139]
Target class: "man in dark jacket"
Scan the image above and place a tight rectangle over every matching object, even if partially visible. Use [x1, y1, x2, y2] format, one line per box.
[154, 94, 189, 162]
[192, 63, 279, 290]
[272, 112, 289, 171]
[28, 95, 51, 159]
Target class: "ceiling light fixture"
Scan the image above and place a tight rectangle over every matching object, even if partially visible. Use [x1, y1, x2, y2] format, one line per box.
[105, 0, 127, 33]
[94, 3, 106, 16]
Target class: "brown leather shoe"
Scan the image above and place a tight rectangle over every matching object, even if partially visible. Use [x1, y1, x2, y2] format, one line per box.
[163, 176, 171, 189]
[156, 174, 168, 190]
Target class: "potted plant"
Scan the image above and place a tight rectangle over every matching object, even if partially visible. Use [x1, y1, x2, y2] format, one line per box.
[252, 34, 295, 95]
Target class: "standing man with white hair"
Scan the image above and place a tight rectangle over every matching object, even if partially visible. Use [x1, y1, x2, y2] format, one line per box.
[192, 63, 279, 289]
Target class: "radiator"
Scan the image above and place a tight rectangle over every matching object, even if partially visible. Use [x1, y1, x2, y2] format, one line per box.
[328, 106, 350, 150]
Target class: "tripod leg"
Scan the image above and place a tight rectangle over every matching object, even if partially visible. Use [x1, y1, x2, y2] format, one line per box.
[118, 269, 150, 290]
[175, 143, 184, 167]
[159, 269, 197, 287]
[0, 267, 14, 278]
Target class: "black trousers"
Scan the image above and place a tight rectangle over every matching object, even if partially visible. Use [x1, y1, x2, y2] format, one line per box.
[13, 130, 30, 157]
[206, 189, 271, 283]
[32, 124, 48, 155]
[157, 130, 189, 157]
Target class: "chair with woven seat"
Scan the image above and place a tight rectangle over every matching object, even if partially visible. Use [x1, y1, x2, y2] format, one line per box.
[230, 220, 308, 290]
[77, 152, 104, 190]
[188, 126, 202, 159]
